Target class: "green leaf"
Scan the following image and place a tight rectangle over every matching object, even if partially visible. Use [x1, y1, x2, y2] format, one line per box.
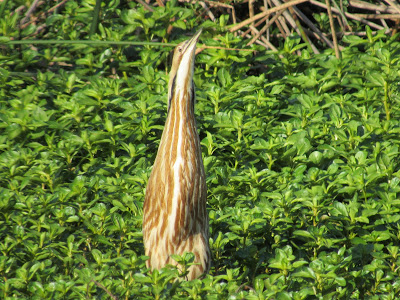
[287, 131, 312, 156]
[309, 151, 323, 164]
[91, 249, 102, 265]
[366, 71, 385, 87]
[217, 68, 232, 87]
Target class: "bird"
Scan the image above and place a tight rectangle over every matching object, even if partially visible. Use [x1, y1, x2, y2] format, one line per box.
[142, 29, 210, 280]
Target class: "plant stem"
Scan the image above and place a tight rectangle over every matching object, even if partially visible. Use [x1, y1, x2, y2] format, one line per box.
[384, 80, 390, 120]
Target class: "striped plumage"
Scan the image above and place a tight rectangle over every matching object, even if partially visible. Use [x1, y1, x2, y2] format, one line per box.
[143, 29, 210, 280]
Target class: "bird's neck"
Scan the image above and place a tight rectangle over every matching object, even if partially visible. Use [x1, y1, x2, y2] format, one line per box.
[168, 79, 195, 113]
[166, 86, 196, 126]
[158, 87, 199, 161]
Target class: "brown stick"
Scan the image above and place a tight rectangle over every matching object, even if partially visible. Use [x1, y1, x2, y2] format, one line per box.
[199, 1, 216, 21]
[349, 0, 396, 14]
[242, 31, 276, 50]
[202, 0, 234, 9]
[382, 0, 400, 15]
[273, 30, 384, 38]
[155, 0, 165, 7]
[241, 15, 270, 37]
[229, 0, 308, 32]
[138, 0, 154, 12]
[90, 280, 117, 300]
[325, 0, 340, 58]
[249, 26, 279, 51]
[199, 0, 237, 24]
[276, 16, 289, 38]
[309, 0, 385, 30]
[293, 5, 336, 49]
[48, 0, 69, 13]
[263, 3, 291, 37]
[249, 0, 255, 27]
[20, 0, 68, 30]
[288, 1, 314, 54]
[200, 45, 254, 52]
[263, 0, 270, 41]
[20, 0, 41, 25]
[351, 13, 400, 19]
[247, 10, 284, 46]
[271, 0, 319, 54]
[376, 11, 389, 29]
[333, 0, 352, 31]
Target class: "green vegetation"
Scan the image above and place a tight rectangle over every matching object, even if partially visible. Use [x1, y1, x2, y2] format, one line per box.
[1, 1, 400, 299]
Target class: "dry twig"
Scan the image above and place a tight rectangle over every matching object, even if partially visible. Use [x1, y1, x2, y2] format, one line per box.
[352, 13, 400, 19]
[383, 0, 400, 15]
[246, 10, 284, 46]
[199, 1, 216, 22]
[229, 0, 308, 32]
[292, 5, 336, 49]
[325, 0, 340, 58]
[272, 0, 319, 54]
[20, 0, 41, 25]
[309, 0, 386, 30]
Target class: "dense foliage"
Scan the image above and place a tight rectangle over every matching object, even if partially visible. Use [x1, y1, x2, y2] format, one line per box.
[1, 0, 400, 298]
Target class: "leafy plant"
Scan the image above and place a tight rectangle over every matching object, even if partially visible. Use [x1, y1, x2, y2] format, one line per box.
[1, 1, 400, 299]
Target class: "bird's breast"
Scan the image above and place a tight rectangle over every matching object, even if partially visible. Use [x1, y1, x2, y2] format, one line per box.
[145, 102, 206, 234]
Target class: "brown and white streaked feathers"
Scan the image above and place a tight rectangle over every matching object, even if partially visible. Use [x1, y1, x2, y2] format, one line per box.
[143, 29, 210, 280]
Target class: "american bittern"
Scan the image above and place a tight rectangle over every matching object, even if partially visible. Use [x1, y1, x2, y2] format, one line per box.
[143, 29, 210, 280]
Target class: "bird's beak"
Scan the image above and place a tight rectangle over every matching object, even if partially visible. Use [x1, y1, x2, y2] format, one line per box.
[180, 28, 202, 60]
[188, 28, 202, 50]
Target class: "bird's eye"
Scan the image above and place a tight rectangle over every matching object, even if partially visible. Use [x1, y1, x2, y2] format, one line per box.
[178, 47, 182, 53]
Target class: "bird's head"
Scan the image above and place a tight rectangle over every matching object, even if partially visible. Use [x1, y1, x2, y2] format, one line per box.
[168, 29, 202, 111]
